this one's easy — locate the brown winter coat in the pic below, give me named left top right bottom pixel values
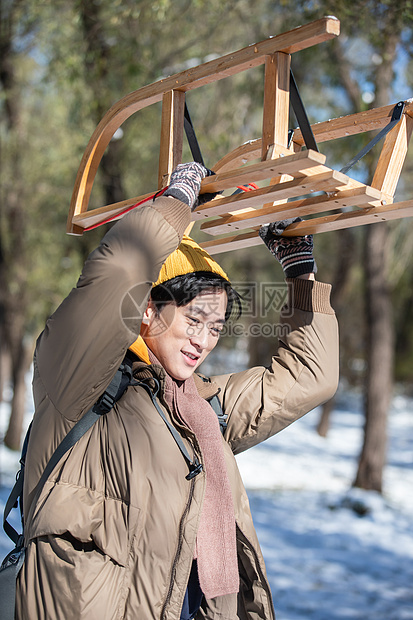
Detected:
left=16, top=194, right=338, bottom=619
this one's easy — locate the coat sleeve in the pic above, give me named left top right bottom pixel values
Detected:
left=35, top=196, right=190, bottom=422
left=211, top=278, right=339, bottom=455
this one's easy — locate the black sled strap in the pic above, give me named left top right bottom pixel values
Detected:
left=340, top=101, right=405, bottom=174
left=289, top=69, right=319, bottom=153
left=184, top=102, right=205, bottom=166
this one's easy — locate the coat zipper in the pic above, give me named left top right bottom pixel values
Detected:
left=161, top=475, right=196, bottom=620
left=136, top=374, right=204, bottom=618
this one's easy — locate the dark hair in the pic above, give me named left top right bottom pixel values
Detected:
left=150, top=271, right=242, bottom=322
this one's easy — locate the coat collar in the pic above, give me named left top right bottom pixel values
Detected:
left=130, top=356, right=220, bottom=402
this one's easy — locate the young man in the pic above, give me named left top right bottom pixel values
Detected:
left=16, top=163, right=338, bottom=619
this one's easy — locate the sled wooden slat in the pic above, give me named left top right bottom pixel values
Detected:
left=282, top=198, right=413, bottom=235
left=194, top=168, right=352, bottom=220
left=200, top=198, right=413, bottom=254
left=201, top=231, right=263, bottom=254
left=371, top=112, right=413, bottom=197
left=200, top=186, right=383, bottom=236
left=261, top=52, right=296, bottom=213
left=201, top=150, right=326, bottom=192
left=213, top=140, right=275, bottom=173
left=293, top=100, right=413, bottom=147
left=71, top=150, right=327, bottom=230
left=72, top=192, right=154, bottom=229
left=262, top=52, right=291, bottom=158
left=158, top=90, right=186, bottom=188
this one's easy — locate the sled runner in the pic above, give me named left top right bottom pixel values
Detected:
left=66, top=16, right=413, bottom=254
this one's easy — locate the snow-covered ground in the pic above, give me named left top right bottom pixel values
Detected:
left=236, top=389, right=413, bottom=620
left=1, top=378, right=412, bottom=619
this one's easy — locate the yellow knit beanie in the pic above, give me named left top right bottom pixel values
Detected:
left=129, top=236, right=229, bottom=363
left=153, top=235, right=229, bottom=286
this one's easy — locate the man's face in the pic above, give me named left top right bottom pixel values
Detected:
left=142, top=290, right=227, bottom=381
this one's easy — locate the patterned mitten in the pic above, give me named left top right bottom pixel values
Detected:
left=259, top=218, right=317, bottom=278
left=164, top=162, right=214, bottom=211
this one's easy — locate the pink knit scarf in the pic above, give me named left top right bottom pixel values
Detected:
left=148, top=352, right=239, bottom=600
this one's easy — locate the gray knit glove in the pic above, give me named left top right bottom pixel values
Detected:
left=164, top=162, right=215, bottom=211
left=259, top=217, right=317, bottom=278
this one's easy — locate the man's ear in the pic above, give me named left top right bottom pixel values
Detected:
left=142, top=299, right=156, bottom=325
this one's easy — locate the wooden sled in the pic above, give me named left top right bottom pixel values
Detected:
left=67, top=16, right=413, bottom=255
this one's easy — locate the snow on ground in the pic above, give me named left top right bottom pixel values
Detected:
left=1, top=378, right=412, bottom=619
left=236, top=388, right=413, bottom=619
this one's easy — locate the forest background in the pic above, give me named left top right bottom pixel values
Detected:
left=1, top=0, right=413, bottom=495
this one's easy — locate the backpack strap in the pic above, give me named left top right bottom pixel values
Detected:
left=196, top=374, right=227, bottom=435
left=208, top=393, right=227, bottom=435
left=2, top=354, right=134, bottom=547
left=136, top=377, right=203, bottom=481
left=134, top=368, right=226, bottom=479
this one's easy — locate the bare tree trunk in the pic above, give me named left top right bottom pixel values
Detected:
left=2, top=273, right=30, bottom=449
left=317, top=397, right=335, bottom=438
left=314, top=36, right=362, bottom=438
left=0, top=0, right=30, bottom=450
left=353, top=17, right=401, bottom=492
left=0, top=338, right=11, bottom=404
left=245, top=252, right=279, bottom=367
left=354, top=223, right=393, bottom=491
left=317, top=228, right=356, bottom=436
left=3, top=321, right=32, bottom=449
